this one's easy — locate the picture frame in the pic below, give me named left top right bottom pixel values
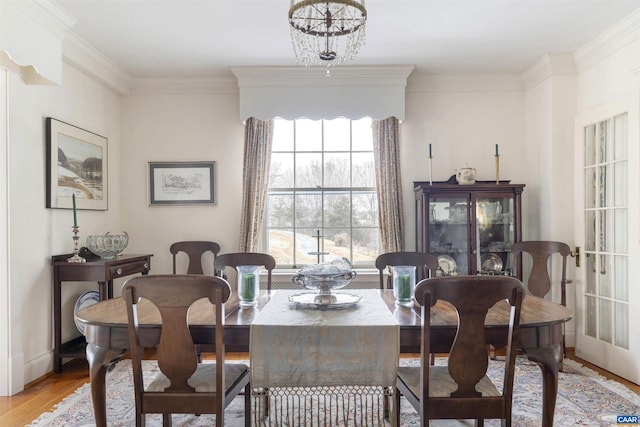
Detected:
left=46, top=118, right=108, bottom=210
left=148, top=161, right=215, bottom=205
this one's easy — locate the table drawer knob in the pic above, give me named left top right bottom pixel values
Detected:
left=116, top=267, right=123, bottom=276
left=143, top=263, right=149, bottom=270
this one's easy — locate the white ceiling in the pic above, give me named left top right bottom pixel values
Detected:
left=54, top=0, right=640, bottom=79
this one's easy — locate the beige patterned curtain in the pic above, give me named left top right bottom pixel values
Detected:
left=239, top=117, right=273, bottom=252
left=373, top=117, right=404, bottom=253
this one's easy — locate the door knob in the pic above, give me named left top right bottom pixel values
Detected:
left=570, top=246, right=580, bottom=267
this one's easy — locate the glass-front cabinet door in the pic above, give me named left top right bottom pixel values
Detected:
left=415, top=179, right=524, bottom=278
left=428, top=195, right=470, bottom=276
left=474, top=194, right=516, bottom=276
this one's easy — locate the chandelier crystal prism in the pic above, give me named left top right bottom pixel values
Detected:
left=288, top=0, right=367, bottom=67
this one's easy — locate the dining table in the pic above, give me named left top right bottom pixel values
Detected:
left=75, top=288, right=572, bottom=427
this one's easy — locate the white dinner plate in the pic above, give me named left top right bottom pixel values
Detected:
left=437, top=255, right=457, bottom=275
left=74, top=290, right=100, bottom=335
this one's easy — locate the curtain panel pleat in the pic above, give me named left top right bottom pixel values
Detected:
left=239, top=117, right=273, bottom=252
left=373, top=117, right=404, bottom=253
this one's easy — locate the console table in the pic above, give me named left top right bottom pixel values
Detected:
left=51, top=253, right=153, bottom=372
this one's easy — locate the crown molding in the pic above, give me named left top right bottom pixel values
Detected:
left=129, top=76, right=238, bottom=96
left=521, top=54, right=576, bottom=90
left=406, top=73, right=524, bottom=93
left=5, top=0, right=76, bottom=39
left=574, top=9, right=640, bottom=73
left=62, top=31, right=132, bottom=95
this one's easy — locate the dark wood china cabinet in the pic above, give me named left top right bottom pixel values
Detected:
left=414, top=177, right=525, bottom=278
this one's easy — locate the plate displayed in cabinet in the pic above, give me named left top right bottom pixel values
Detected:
left=437, top=255, right=457, bottom=276
left=480, top=253, right=503, bottom=273
left=74, top=290, right=100, bottom=335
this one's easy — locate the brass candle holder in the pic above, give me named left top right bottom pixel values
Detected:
left=495, top=154, right=500, bottom=184
left=67, top=226, right=86, bottom=263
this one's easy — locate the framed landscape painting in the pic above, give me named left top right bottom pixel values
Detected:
left=148, top=161, right=215, bottom=205
left=46, top=118, right=108, bottom=210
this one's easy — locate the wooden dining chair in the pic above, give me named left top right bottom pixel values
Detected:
left=511, top=240, right=571, bottom=361
left=375, top=251, right=439, bottom=290
left=396, top=275, right=524, bottom=427
left=170, top=241, right=221, bottom=275
left=214, top=252, right=276, bottom=292
left=123, top=274, right=251, bottom=427
left=510, top=240, right=571, bottom=305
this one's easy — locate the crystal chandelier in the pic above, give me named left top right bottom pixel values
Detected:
left=288, top=0, right=367, bottom=67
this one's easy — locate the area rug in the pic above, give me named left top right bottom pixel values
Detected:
left=28, top=357, right=640, bottom=426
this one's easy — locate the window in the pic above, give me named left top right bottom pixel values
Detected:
left=264, top=117, right=380, bottom=268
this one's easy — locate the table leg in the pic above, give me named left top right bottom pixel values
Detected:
left=86, top=343, right=126, bottom=427
left=520, top=343, right=562, bottom=427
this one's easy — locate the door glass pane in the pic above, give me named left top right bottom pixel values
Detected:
left=604, top=210, right=614, bottom=252
left=615, top=256, right=628, bottom=302
left=586, top=295, right=597, bottom=338
left=585, top=124, right=596, bottom=166
left=599, top=299, right=612, bottom=344
left=585, top=211, right=596, bottom=251
left=614, top=161, right=627, bottom=206
left=598, top=120, right=608, bottom=163
left=585, top=167, right=596, bottom=208
left=598, top=165, right=607, bottom=207
left=598, top=210, right=606, bottom=251
left=599, top=255, right=612, bottom=298
left=615, top=209, right=627, bottom=253
left=615, top=302, right=629, bottom=349
left=585, top=254, right=596, bottom=294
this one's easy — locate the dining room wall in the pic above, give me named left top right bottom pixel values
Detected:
left=120, top=87, right=244, bottom=276
left=118, top=76, right=529, bottom=278
left=7, top=61, right=123, bottom=387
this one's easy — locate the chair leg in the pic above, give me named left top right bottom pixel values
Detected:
left=244, top=382, right=251, bottom=427
left=475, top=419, right=484, bottom=427
left=162, top=413, right=172, bottom=427
left=395, top=389, right=401, bottom=427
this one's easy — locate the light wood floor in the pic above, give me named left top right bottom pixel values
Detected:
left=1, top=349, right=638, bottom=427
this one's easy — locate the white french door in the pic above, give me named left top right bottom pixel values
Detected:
left=574, top=97, right=640, bottom=384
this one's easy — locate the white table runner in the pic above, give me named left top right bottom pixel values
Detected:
left=250, top=289, right=400, bottom=388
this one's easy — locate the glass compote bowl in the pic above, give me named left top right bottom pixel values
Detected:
left=292, top=258, right=357, bottom=305
left=86, top=232, right=128, bottom=259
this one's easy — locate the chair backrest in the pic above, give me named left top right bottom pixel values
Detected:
left=123, top=274, right=231, bottom=416
left=511, top=240, right=570, bottom=305
left=375, top=251, right=439, bottom=290
left=170, top=241, right=221, bottom=274
left=214, top=252, right=276, bottom=291
left=414, top=275, right=524, bottom=418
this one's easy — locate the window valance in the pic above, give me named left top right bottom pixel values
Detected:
left=230, top=65, right=414, bottom=121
